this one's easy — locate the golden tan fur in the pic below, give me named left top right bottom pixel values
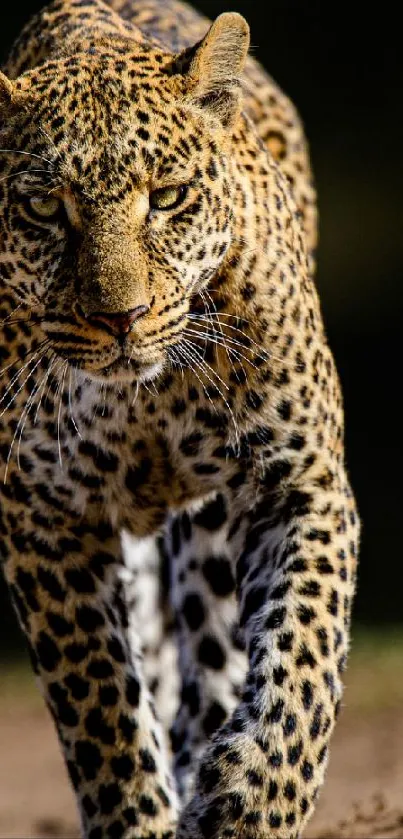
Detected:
left=0, top=2, right=358, bottom=837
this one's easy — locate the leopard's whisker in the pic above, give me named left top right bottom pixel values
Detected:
left=0, top=301, right=23, bottom=326
left=92, top=383, right=105, bottom=423
left=189, top=312, right=259, bottom=340
left=181, top=337, right=229, bottom=393
left=174, top=343, right=219, bottom=419
left=200, top=286, right=243, bottom=380
left=183, top=327, right=258, bottom=373
left=198, top=289, right=216, bottom=354
left=189, top=314, right=285, bottom=364
left=181, top=338, right=240, bottom=451
left=101, top=383, right=107, bottom=417
left=180, top=339, right=241, bottom=453
left=203, top=286, right=232, bottom=359
left=68, top=367, right=82, bottom=438
left=34, top=354, right=57, bottom=423
left=4, top=351, right=51, bottom=481
left=56, top=361, right=69, bottom=469
left=168, top=346, right=182, bottom=371
left=131, top=379, right=140, bottom=407
left=142, top=381, right=154, bottom=398
left=16, top=374, right=46, bottom=471
left=1, top=318, right=40, bottom=326
left=183, top=326, right=250, bottom=382
left=0, top=338, right=50, bottom=380
left=187, top=321, right=258, bottom=358
left=42, top=357, right=65, bottom=420
left=0, top=343, right=51, bottom=414
left=190, top=309, right=255, bottom=325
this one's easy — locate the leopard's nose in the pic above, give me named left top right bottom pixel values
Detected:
left=85, top=305, right=149, bottom=336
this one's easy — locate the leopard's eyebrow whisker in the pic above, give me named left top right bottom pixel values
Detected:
left=0, top=168, right=51, bottom=184
left=38, top=126, right=63, bottom=162
left=0, top=148, right=54, bottom=167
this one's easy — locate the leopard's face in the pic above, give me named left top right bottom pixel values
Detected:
left=0, top=44, right=237, bottom=383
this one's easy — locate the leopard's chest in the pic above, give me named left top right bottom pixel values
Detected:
left=7, top=374, right=248, bottom=536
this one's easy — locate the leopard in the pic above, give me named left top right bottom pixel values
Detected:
left=0, top=0, right=359, bottom=837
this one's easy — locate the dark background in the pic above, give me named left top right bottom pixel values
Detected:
left=0, top=2, right=402, bottom=650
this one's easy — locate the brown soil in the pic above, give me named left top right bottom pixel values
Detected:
left=0, top=683, right=402, bottom=838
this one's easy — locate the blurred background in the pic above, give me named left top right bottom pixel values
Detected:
left=0, top=3, right=402, bottom=838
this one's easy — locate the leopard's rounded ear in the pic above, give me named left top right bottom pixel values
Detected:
left=0, top=72, right=29, bottom=119
left=0, top=71, right=14, bottom=110
left=174, top=13, right=250, bottom=127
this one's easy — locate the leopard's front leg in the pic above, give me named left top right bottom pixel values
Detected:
left=167, top=497, right=248, bottom=801
left=177, top=469, right=358, bottom=839
left=1, top=498, right=178, bottom=839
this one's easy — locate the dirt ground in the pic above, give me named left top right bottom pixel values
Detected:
left=0, top=635, right=402, bottom=839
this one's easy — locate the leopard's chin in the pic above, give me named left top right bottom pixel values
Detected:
left=86, top=357, right=165, bottom=384
left=60, top=352, right=165, bottom=385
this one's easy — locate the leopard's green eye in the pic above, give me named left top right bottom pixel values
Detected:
left=149, top=185, right=187, bottom=211
left=28, top=195, right=62, bottom=220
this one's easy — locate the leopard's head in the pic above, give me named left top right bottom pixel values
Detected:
left=0, top=12, right=249, bottom=382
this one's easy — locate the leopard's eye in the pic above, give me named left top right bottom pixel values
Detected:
left=28, top=195, right=62, bottom=220
left=149, top=185, right=187, bottom=211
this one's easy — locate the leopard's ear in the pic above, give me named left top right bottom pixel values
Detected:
left=0, top=71, right=14, bottom=110
left=0, top=72, right=29, bottom=119
left=174, top=13, right=250, bottom=127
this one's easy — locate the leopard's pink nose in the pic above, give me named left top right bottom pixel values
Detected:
left=86, top=305, right=149, bottom=336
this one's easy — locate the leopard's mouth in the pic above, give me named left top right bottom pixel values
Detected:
left=47, top=344, right=165, bottom=385
left=44, top=316, right=174, bottom=384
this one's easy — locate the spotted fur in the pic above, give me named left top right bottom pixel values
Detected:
left=0, top=1, right=358, bottom=837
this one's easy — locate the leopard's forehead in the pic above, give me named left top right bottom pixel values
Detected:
left=15, top=41, right=187, bottom=136
left=10, top=45, right=222, bottom=199
left=23, top=37, right=176, bottom=91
